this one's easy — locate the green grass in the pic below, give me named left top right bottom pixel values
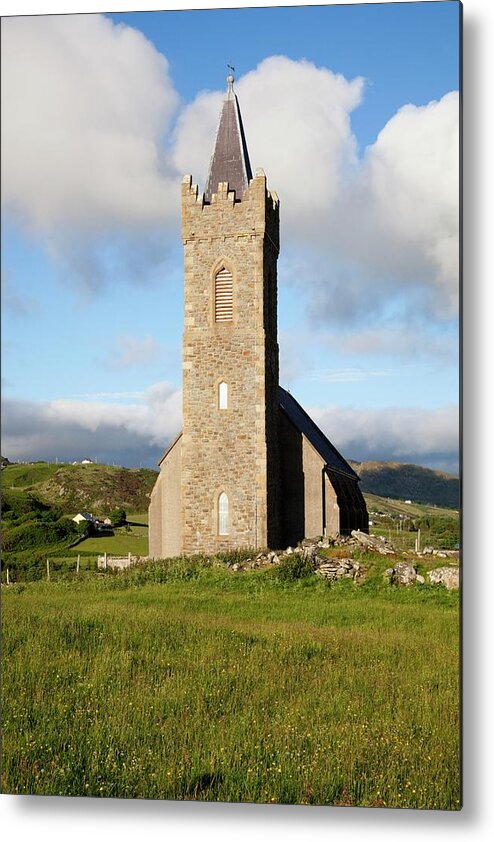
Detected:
left=2, top=513, right=150, bottom=583
left=2, top=560, right=460, bottom=809
left=124, top=513, right=148, bottom=525
left=1, top=462, right=63, bottom=488
left=75, top=514, right=148, bottom=556
left=364, top=493, right=459, bottom=551
left=369, top=523, right=458, bottom=553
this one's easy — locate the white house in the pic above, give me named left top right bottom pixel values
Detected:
left=72, top=511, right=95, bottom=524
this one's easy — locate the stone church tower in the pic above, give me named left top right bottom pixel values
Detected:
left=181, top=74, right=281, bottom=554
left=149, top=76, right=368, bottom=559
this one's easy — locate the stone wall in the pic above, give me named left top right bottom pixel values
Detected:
left=148, top=471, right=162, bottom=558
left=324, top=471, right=340, bottom=536
left=180, top=171, right=280, bottom=553
left=278, top=409, right=368, bottom=544
left=279, top=411, right=337, bottom=543
left=327, top=470, right=369, bottom=535
left=161, top=436, right=182, bottom=558
left=279, top=409, right=305, bottom=546
left=148, top=436, right=182, bottom=559
left=303, top=436, right=331, bottom=539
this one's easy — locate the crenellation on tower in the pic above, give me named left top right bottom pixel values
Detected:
left=182, top=173, right=278, bottom=243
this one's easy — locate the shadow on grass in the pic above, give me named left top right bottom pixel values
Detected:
left=184, top=771, right=225, bottom=800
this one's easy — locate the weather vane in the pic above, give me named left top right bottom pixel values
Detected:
left=227, top=64, right=235, bottom=93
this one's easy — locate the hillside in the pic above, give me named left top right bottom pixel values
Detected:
left=362, top=492, right=456, bottom=520
left=2, top=459, right=460, bottom=514
left=1, top=462, right=157, bottom=515
left=1, top=461, right=460, bottom=582
left=350, top=460, right=459, bottom=510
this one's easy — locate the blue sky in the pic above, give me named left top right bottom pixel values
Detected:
left=109, top=2, right=460, bottom=149
left=1, top=2, right=460, bottom=473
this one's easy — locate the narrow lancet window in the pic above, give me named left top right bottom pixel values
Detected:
left=219, top=381, right=228, bottom=410
left=215, top=267, right=233, bottom=322
left=218, top=492, right=229, bottom=535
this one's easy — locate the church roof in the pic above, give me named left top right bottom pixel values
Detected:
left=279, top=387, right=359, bottom=480
left=157, top=431, right=182, bottom=466
left=204, top=74, right=253, bottom=203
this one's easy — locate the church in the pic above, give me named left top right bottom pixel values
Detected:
left=149, top=75, right=368, bottom=558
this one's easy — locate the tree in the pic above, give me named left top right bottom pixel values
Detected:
left=76, top=519, right=93, bottom=539
left=110, top=507, right=127, bottom=527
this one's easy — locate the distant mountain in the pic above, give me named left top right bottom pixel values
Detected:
left=2, top=458, right=460, bottom=515
left=2, top=462, right=157, bottom=515
left=349, top=460, right=460, bottom=510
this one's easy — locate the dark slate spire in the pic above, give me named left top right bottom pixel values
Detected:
left=204, top=74, right=253, bottom=202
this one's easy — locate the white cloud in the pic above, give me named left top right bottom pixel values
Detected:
left=1, top=14, right=181, bottom=285
left=309, top=368, right=391, bottom=384
left=278, top=321, right=457, bottom=388
left=332, top=324, right=459, bottom=363
left=1, top=381, right=182, bottom=467
left=71, top=391, right=146, bottom=401
left=2, top=288, right=40, bottom=319
left=2, top=19, right=459, bottom=328
left=173, top=56, right=364, bottom=242
left=174, top=65, right=458, bottom=325
left=106, top=335, right=162, bottom=370
left=310, top=403, right=459, bottom=474
left=327, top=92, right=460, bottom=318
left=2, top=380, right=458, bottom=474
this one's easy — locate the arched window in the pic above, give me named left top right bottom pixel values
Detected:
left=218, top=381, right=228, bottom=410
left=215, top=266, right=233, bottom=322
left=218, top=492, right=229, bottom=535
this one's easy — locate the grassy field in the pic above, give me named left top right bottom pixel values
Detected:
left=2, top=461, right=62, bottom=487
left=2, top=557, right=460, bottom=809
left=364, top=493, right=459, bottom=552
left=1, top=513, right=150, bottom=583
left=74, top=514, right=149, bottom=557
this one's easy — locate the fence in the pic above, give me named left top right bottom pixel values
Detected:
left=97, top=552, right=148, bottom=571
left=3, top=553, right=149, bottom=584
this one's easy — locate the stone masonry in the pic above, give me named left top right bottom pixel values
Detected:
left=180, top=171, right=281, bottom=554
